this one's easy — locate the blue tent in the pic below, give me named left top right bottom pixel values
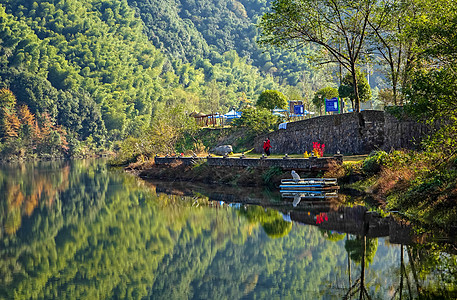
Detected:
left=224, top=109, right=242, bottom=119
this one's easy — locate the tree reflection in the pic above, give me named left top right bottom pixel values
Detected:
left=342, top=235, right=379, bottom=300
left=0, top=161, right=71, bottom=236
left=345, top=236, right=378, bottom=266
left=340, top=235, right=457, bottom=299
left=262, top=218, right=292, bottom=239
left=238, top=205, right=292, bottom=239
left=405, top=243, right=457, bottom=299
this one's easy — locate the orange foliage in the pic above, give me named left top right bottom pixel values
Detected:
left=18, top=105, right=37, bottom=137
left=34, top=120, right=41, bottom=139
left=24, top=194, right=38, bottom=217
left=0, top=91, right=69, bottom=153
left=7, top=184, right=24, bottom=208
left=18, top=105, right=35, bottom=126
left=11, top=190, right=24, bottom=209
left=54, top=124, right=69, bottom=151
left=39, top=112, right=52, bottom=138
left=3, top=109, right=21, bottom=138
left=35, top=112, right=69, bottom=152
left=375, top=167, right=415, bottom=197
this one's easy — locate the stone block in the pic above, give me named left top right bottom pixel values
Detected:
left=210, top=145, right=233, bottom=156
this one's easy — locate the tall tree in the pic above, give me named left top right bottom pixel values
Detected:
left=257, top=89, right=288, bottom=110
left=405, top=0, right=457, bottom=156
left=339, top=69, right=371, bottom=110
left=0, top=88, right=17, bottom=140
left=259, top=0, right=379, bottom=112
left=367, top=0, right=419, bottom=105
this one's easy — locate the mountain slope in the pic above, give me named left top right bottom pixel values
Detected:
left=0, top=0, right=281, bottom=148
left=129, top=0, right=317, bottom=86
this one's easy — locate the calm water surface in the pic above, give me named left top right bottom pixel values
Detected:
left=0, top=160, right=455, bottom=299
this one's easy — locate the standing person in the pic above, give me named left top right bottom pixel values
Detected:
left=263, top=138, right=271, bottom=156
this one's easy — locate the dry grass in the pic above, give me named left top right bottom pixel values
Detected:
left=374, top=167, right=415, bottom=196
left=323, top=160, right=347, bottom=178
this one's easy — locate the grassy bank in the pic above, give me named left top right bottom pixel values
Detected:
left=342, top=150, right=457, bottom=231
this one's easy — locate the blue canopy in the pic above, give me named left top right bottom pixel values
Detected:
left=224, top=109, right=242, bottom=119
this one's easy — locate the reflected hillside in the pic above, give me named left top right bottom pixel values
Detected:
left=0, top=160, right=251, bottom=299
left=0, top=161, right=71, bottom=236
left=0, top=162, right=455, bottom=299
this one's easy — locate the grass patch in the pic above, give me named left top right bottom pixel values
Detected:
left=262, top=166, right=283, bottom=184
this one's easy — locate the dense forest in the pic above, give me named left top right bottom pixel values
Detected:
left=127, top=0, right=325, bottom=87
left=1, top=0, right=456, bottom=160
left=1, top=0, right=322, bottom=158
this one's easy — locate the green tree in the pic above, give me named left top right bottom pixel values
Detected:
left=0, top=88, right=16, bottom=112
left=312, top=87, right=339, bottom=115
left=205, top=80, right=220, bottom=114
left=113, top=104, right=198, bottom=164
left=403, top=0, right=457, bottom=156
left=259, top=0, right=380, bottom=112
left=233, top=106, right=280, bottom=135
left=256, top=89, right=287, bottom=110
left=367, top=0, right=419, bottom=105
left=339, top=69, right=371, bottom=111
left=56, top=89, right=106, bottom=145
left=406, top=68, right=457, bottom=156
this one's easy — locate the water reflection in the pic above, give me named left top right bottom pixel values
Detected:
left=0, top=160, right=455, bottom=299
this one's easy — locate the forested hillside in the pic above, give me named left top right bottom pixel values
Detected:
left=0, top=0, right=306, bottom=158
left=128, top=0, right=326, bottom=87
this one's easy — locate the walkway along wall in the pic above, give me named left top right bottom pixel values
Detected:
left=255, top=110, right=431, bottom=155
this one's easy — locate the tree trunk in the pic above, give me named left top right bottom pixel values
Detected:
left=399, top=245, right=404, bottom=300
left=359, top=235, right=366, bottom=300
left=351, top=64, right=361, bottom=112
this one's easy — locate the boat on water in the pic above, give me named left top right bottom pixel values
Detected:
left=281, top=191, right=338, bottom=199
left=279, top=184, right=339, bottom=191
left=280, top=176, right=339, bottom=204
left=280, top=178, right=338, bottom=185
left=279, top=178, right=339, bottom=192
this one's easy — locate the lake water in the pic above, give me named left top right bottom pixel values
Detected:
left=0, top=160, right=455, bottom=299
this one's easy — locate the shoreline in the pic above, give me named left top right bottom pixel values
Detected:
left=127, top=157, right=457, bottom=235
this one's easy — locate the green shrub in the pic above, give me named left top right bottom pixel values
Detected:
left=362, top=151, right=389, bottom=174
left=262, top=166, right=282, bottom=184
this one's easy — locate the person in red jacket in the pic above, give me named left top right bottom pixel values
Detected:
left=263, top=138, right=271, bottom=156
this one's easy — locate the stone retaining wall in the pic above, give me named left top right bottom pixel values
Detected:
left=206, top=155, right=342, bottom=171
left=153, top=155, right=343, bottom=171
left=255, top=110, right=430, bottom=155
left=154, top=156, right=206, bottom=166
left=383, top=112, right=431, bottom=150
